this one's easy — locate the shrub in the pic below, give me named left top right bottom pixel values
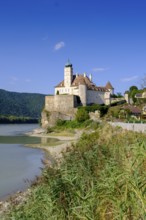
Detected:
left=78, top=104, right=108, bottom=117
left=75, top=108, right=89, bottom=122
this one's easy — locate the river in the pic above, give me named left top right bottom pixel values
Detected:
left=0, top=124, right=46, bottom=199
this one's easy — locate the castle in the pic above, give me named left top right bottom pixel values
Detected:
left=42, top=61, right=114, bottom=127
left=55, top=61, right=114, bottom=106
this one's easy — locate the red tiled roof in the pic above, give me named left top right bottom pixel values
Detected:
left=105, top=81, right=114, bottom=89
left=123, top=105, right=141, bottom=114
left=55, top=74, right=109, bottom=92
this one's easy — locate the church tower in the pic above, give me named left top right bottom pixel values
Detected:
left=64, top=60, right=73, bottom=87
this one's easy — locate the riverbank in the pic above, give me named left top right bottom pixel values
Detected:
left=26, top=127, right=84, bottom=160
left=0, top=127, right=84, bottom=217
left=2, top=122, right=146, bottom=219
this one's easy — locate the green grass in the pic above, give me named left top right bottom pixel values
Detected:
left=55, top=119, right=94, bottom=129
left=3, top=123, right=146, bottom=219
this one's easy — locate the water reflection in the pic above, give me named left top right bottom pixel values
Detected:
left=41, top=136, right=59, bottom=145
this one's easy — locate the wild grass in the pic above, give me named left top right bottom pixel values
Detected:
left=3, top=123, right=146, bottom=219
left=55, top=119, right=94, bottom=129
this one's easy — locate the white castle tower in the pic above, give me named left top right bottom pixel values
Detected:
left=64, top=60, right=73, bottom=87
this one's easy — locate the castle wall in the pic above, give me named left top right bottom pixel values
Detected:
left=45, top=95, right=78, bottom=114
left=79, top=85, right=87, bottom=106
left=104, top=92, right=111, bottom=105
left=87, top=90, right=105, bottom=104
left=55, top=86, right=79, bottom=96
left=45, top=96, right=55, bottom=111
left=42, top=95, right=78, bottom=128
left=109, top=88, right=114, bottom=95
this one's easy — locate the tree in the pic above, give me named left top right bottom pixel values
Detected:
left=129, top=85, right=138, bottom=92
left=130, top=89, right=138, bottom=103
left=128, top=85, right=138, bottom=103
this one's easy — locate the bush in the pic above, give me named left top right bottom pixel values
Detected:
left=78, top=104, right=108, bottom=117
left=75, top=108, right=89, bottom=122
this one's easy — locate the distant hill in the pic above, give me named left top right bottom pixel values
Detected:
left=0, top=89, right=46, bottom=118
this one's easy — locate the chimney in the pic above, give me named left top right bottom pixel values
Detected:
left=89, top=73, right=92, bottom=81
left=83, top=72, right=86, bottom=77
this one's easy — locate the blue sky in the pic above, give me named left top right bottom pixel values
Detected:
left=0, top=0, right=146, bottom=95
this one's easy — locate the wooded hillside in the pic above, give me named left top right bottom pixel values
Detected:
left=0, top=89, right=45, bottom=118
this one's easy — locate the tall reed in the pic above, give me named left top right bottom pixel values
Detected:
left=4, top=123, right=146, bottom=219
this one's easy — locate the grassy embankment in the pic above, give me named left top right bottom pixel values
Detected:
left=3, top=122, right=146, bottom=219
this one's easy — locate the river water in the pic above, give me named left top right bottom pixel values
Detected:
left=0, top=124, right=48, bottom=199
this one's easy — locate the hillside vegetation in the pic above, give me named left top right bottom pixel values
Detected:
left=0, top=89, right=45, bottom=119
left=4, top=123, right=146, bottom=219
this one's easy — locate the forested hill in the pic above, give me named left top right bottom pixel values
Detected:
left=0, top=89, right=46, bottom=118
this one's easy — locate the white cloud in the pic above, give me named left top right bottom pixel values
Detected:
left=54, top=41, right=65, bottom=51
left=121, top=75, right=138, bottom=82
left=92, top=67, right=109, bottom=72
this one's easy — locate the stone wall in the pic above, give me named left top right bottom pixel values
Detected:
left=110, top=122, right=146, bottom=133
left=42, top=95, right=78, bottom=128
left=45, top=95, right=78, bottom=113
left=111, top=97, right=125, bottom=103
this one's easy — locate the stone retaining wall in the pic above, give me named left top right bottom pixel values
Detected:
left=110, top=122, right=146, bottom=133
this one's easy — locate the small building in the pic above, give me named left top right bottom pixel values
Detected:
left=135, top=91, right=146, bottom=99
left=141, top=105, right=146, bottom=118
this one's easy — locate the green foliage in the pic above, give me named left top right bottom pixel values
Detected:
left=107, top=106, right=121, bottom=118
left=107, top=106, right=133, bottom=120
left=129, top=85, right=138, bottom=92
left=78, top=104, right=108, bottom=117
left=75, top=108, right=89, bottom=122
left=0, top=89, right=45, bottom=118
left=5, top=124, right=146, bottom=219
left=127, top=85, right=139, bottom=103
left=55, top=119, right=93, bottom=129
left=130, top=89, right=138, bottom=103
